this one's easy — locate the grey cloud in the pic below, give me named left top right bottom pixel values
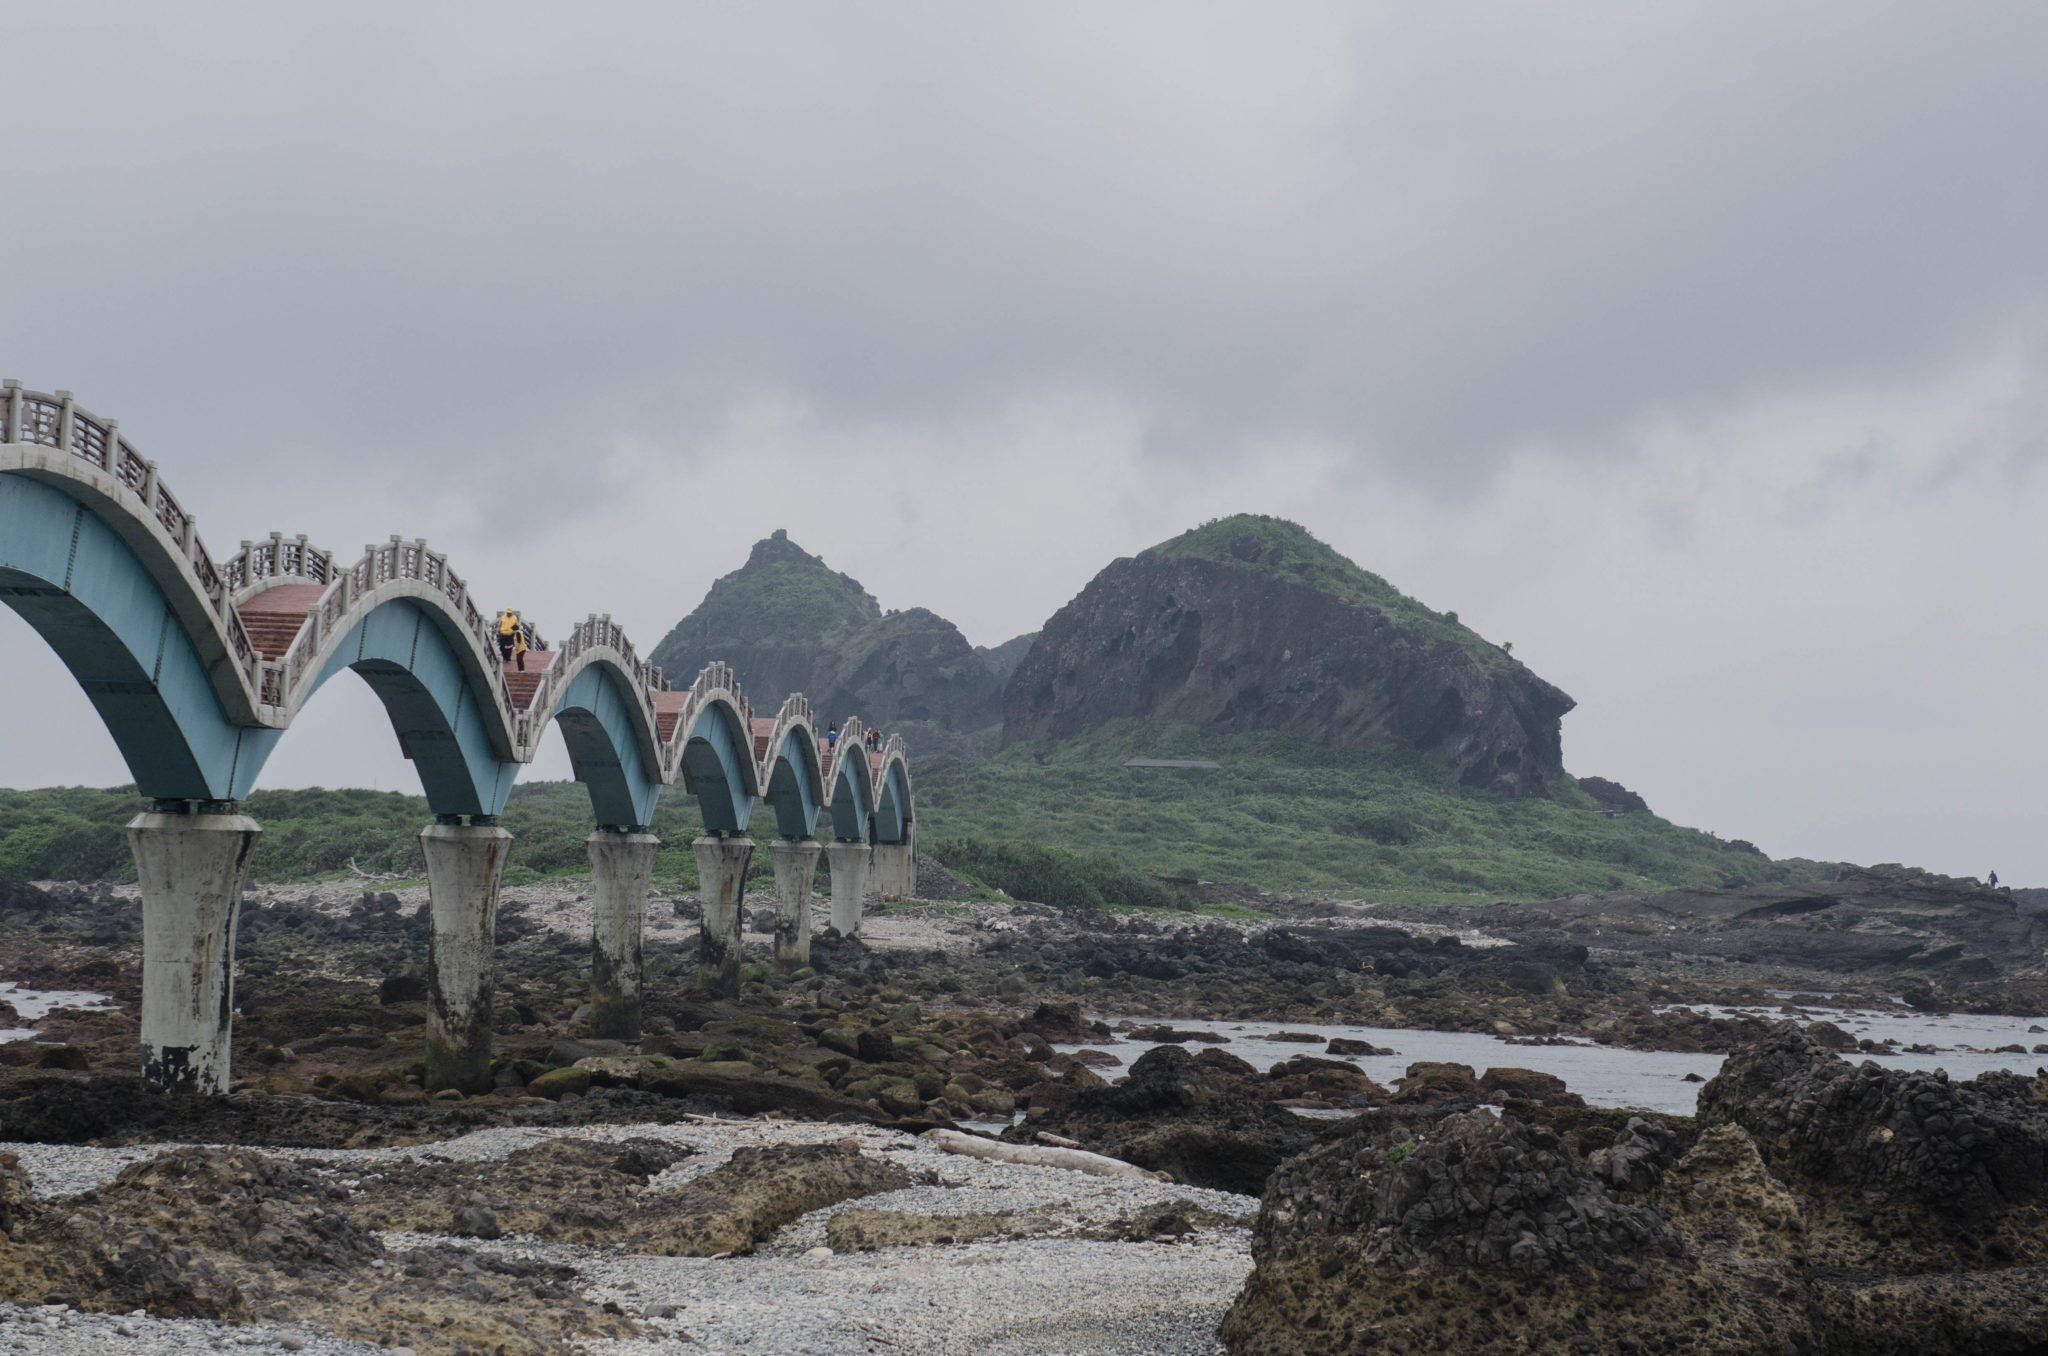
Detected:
left=4, top=3, right=2043, bottom=508
left=7, top=2, right=2048, bottom=881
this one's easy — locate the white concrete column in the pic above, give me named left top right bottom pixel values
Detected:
left=871, top=837, right=917, bottom=899
left=693, top=836, right=754, bottom=996
left=420, top=822, right=512, bottom=1093
left=825, top=841, right=870, bottom=936
left=769, top=839, right=823, bottom=971
left=127, top=811, right=261, bottom=1095
left=587, top=830, right=659, bottom=1040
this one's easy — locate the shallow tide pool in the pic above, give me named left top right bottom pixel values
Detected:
left=1061, top=1008, right=2048, bottom=1116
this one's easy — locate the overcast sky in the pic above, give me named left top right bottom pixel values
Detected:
left=4, top=3, right=2046, bottom=881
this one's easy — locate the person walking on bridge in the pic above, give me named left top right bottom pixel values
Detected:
left=497, top=609, right=519, bottom=665
left=511, top=618, right=529, bottom=672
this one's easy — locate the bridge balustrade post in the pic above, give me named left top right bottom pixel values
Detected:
left=419, top=820, right=513, bottom=1094
left=4, top=379, right=20, bottom=443
left=825, top=840, right=870, bottom=936
left=586, top=830, right=660, bottom=1040
left=769, top=838, right=823, bottom=971
left=692, top=836, right=754, bottom=996
left=126, top=809, right=262, bottom=1095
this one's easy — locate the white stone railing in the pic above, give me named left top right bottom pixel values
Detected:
left=263, top=533, right=544, bottom=717
left=512, top=612, right=665, bottom=759
left=225, top=531, right=339, bottom=596
left=3, top=381, right=260, bottom=696
left=661, top=659, right=755, bottom=771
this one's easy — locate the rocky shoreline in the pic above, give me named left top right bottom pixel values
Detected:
left=0, top=865, right=2044, bottom=1352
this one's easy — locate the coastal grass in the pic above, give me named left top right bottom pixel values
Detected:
left=0, top=718, right=1835, bottom=904
left=910, top=719, right=1838, bottom=903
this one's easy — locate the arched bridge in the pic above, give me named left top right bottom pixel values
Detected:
left=0, top=381, right=917, bottom=1094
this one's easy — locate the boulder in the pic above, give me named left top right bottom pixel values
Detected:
left=526, top=1067, right=592, bottom=1100
left=1020, top=1002, right=1091, bottom=1044
left=1389, top=1060, right=1485, bottom=1105
left=1007, top=1044, right=1313, bottom=1195
left=1264, top=1054, right=1383, bottom=1104
left=1479, top=1066, right=1584, bottom=1107
left=1324, top=1037, right=1394, bottom=1056
left=1219, top=1023, right=2048, bottom=1355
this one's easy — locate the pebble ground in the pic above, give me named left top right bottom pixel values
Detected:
left=1, top=1118, right=1253, bottom=1355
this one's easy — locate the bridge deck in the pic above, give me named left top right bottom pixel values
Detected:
left=237, top=584, right=326, bottom=658
left=502, top=653, right=554, bottom=709
left=652, top=689, right=687, bottom=742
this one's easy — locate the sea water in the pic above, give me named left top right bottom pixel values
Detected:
left=1059, top=1006, right=2048, bottom=1116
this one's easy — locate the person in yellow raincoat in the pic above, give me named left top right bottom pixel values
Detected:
left=497, top=609, right=519, bottom=665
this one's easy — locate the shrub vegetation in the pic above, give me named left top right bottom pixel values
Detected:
left=0, top=718, right=1832, bottom=904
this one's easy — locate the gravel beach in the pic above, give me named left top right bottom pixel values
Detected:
left=0, top=1118, right=1254, bottom=1355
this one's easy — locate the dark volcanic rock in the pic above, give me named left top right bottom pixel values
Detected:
left=0, top=1146, right=634, bottom=1353
left=1002, top=517, right=1574, bottom=795
left=1446, top=862, right=2048, bottom=981
left=974, top=631, right=1038, bottom=684
left=1698, top=1024, right=2048, bottom=1218
left=1220, top=1024, right=2048, bottom=1356
left=1007, top=1044, right=1314, bottom=1195
left=1578, top=774, right=1649, bottom=815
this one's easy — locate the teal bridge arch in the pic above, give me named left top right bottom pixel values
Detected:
left=0, top=381, right=911, bottom=840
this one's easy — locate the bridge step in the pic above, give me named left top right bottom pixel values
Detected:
left=652, top=689, right=687, bottom=742
left=237, top=584, right=327, bottom=658
left=502, top=651, right=554, bottom=708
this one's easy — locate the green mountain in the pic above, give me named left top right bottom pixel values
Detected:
left=648, top=530, right=1002, bottom=755
left=1005, top=514, right=1574, bottom=797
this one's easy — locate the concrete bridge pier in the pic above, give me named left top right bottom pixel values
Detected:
left=870, top=831, right=917, bottom=900
left=587, top=830, right=660, bottom=1040
left=825, top=841, right=869, bottom=936
left=769, top=838, right=822, bottom=971
left=694, top=836, right=754, bottom=996
left=420, top=820, right=512, bottom=1094
left=127, top=810, right=262, bottom=1095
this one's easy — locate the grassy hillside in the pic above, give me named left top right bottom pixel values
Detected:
left=0, top=720, right=1833, bottom=903
left=1152, top=515, right=1512, bottom=675
left=913, top=719, right=1834, bottom=903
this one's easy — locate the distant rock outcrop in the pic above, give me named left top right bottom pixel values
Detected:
left=1002, top=515, right=1575, bottom=796
left=649, top=530, right=878, bottom=703
left=648, top=531, right=1002, bottom=757
left=1578, top=775, right=1649, bottom=815
left=974, top=632, right=1038, bottom=685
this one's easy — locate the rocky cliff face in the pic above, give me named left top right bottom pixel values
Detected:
left=1002, top=517, right=1575, bottom=795
left=808, top=607, right=1004, bottom=756
left=974, top=631, right=1038, bottom=685
left=649, top=532, right=1002, bottom=757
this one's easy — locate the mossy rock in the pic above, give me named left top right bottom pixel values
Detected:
left=876, top=1080, right=925, bottom=1117
left=818, top=1028, right=862, bottom=1058
left=701, top=1043, right=751, bottom=1064
left=528, top=1066, right=593, bottom=1099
